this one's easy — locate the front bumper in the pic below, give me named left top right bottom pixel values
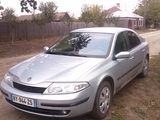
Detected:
left=0, top=80, right=94, bottom=118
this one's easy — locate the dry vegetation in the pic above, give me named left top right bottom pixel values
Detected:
left=105, top=55, right=160, bottom=120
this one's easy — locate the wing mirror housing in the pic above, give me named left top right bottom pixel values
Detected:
left=115, top=52, right=130, bottom=59
left=43, top=46, right=49, bottom=52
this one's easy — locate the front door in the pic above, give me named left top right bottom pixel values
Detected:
left=111, top=32, right=131, bottom=89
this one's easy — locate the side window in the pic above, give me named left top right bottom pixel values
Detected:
left=126, top=31, right=141, bottom=49
left=114, top=32, right=128, bottom=54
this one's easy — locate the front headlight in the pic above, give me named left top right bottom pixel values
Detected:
left=4, top=72, right=19, bottom=87
left=43, top=82, right=89, bottom=95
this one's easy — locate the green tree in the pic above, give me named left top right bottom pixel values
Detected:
left=38, top=2, right=57, bottom=23
left=0, top=5, right=4, bottom=10
left=0, top=3, right=4, bottom=20
left=1, top=8, right=17, bottom=43
left=33, top=1, right=57, bottom=24
left=79, top=4, right=93, bottom=26
left=20, top=0, right=37, bottom=13
left=90, top=5, right=107, bottom=26
left=1, top=8, right=16, bottom=22
left=33, top=1, right=57, bottom=39
left=80, top=4, right=109, bottom=27
left=135, top=0, right=160, bottom=28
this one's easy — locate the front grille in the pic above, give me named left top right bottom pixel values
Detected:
left=13, top=82, right=46, bottom=93
left=6, top=99, right=70, bottom=116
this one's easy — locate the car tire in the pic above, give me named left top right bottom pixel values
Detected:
left=91, top=81, right=112, bottom=119
left=139, top=57, right=149, bottom=77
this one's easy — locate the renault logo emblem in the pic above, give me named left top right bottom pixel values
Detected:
left=27, top=77, right=32, bottom=82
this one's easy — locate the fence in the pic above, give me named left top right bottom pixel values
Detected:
left=0, top=21, right=96, bottom=42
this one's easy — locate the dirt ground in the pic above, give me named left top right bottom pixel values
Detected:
left=0, top=31, right=160, bottom=120
left=0, top=36, right=60, bottom=58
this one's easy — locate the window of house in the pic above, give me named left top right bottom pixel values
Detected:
left=134, top=20, right=137, bottom=26
left=141, top=20, right=143, bottom=26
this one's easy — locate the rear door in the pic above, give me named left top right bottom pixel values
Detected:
left=124, top=31, right=144, bottom=79
left=112, top=32, right=132, bottom=89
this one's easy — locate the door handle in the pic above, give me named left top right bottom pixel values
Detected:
left=129, top=56, right=134, bottom=60
left=142, top=49, right=145, bottom=52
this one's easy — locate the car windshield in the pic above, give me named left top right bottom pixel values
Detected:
left=46, top=32, right=113, bottom=58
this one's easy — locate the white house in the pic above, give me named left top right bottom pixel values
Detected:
left=105, top=4, right=144, bottom=29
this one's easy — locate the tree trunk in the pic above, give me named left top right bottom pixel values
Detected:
left=11, top=29, right=14, bottom=44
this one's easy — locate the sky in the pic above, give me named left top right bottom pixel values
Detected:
left=0, top=0, right=140, bottom=17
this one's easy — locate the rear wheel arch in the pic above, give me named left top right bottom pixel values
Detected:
left=139, top=54, right=149, bottom=77
left=146, top=54, right=149, bottom=61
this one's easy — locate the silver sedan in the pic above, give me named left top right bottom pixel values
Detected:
left=0, top=27, right=149, bottom=119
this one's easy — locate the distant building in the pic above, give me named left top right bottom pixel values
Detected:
left=54, top=12, right=70, bottom=22
left=18, top=12, right=71, bottom=22
left=18, top=15, right=33, bottom=21
left=105, top=3, right=144, bottom=29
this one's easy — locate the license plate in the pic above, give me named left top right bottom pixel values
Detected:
left=11, top=95, right=35, bottom=107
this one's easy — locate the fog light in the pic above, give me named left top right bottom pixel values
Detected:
left=62, top=110, right=67, bottom=115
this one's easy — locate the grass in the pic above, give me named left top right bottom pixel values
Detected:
left=110, top=112, right=125, bottom=120
left=130, top=107, right=147, bottom=119
left=130, top=55, right=160, bottom=120
left=147, top=98, right=160, bottom=110
left=106, top=55, right=160, bottom=120
left=150, top=55, right=160, bottom=81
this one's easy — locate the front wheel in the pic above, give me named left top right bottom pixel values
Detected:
left=91, top=81, right=112, bottom=119
left=139, top=57, right=149, bottom=77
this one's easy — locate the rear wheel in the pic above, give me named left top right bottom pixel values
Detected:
left=139, top=57, right=149, bottom=77
left=91, top=81, right=112, bottom=119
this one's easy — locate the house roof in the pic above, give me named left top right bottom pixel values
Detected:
left=54, top=12, right=69, bottom=21
left=112, top=11, right=144, bottom=19
left=106, top=6, right=121, bottom=13
left=105, top=4, right=144, bottom=19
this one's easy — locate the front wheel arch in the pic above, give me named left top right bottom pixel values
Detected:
left=91, top=81, right=113, bottom=119
left=102, top=76, right=114, bottom=95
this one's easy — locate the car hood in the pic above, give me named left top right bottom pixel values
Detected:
left=9, top=53, right=103, bottom=86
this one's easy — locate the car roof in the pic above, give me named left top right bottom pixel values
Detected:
left=71, top=27, right=134, bottom=34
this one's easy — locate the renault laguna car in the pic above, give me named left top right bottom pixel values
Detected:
left=0, top=27, right=149, bottom=119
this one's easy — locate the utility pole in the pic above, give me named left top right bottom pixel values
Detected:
left=0, top=1, right=4, bottom=10
left=144, top=0, right=147, bottom=29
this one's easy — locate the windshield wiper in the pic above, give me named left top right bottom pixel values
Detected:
left=46, top=51, right=67, bottom=55
left=67, top=53, right=88, bottom=57
left=46, top=51, right=87, bottom=57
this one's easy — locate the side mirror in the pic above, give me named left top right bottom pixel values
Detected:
left=43, top=46, right=49, bottom=52
left=115, top=52, right=130, bottom=59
